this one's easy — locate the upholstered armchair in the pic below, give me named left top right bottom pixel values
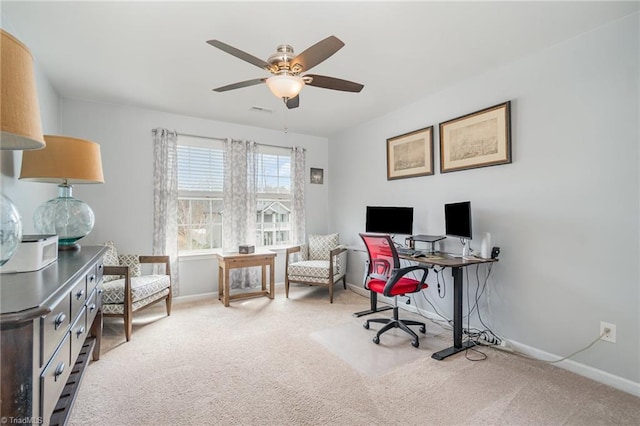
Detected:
left=101, top=242, right=172, bottom=341
left=285, top=233, right=348, bottom=303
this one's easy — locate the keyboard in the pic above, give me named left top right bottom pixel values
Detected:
left=396, top=247, right=415, bottom=256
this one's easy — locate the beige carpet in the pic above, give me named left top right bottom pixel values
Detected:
left=69, top=286, right=640, bottom=426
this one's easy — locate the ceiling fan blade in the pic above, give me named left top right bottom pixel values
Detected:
left=291, top=36, right=344, bottom=73
left=207, top=40, right=272, bottom=71
left=305, top=74, right=364, bottom=92
left=213, top=78, right=266, bottom=92
left=286, top=95, right=300, bottom=109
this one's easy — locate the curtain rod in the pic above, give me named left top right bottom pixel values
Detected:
left=151, top=128, right=304, bottom=151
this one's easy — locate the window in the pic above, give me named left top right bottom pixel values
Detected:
left=176, top=136, right=292, bottom=253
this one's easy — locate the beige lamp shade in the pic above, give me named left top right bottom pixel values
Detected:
left=20, top=135, right=104, bottom=184
left=0, top=29, right=45, bottom=150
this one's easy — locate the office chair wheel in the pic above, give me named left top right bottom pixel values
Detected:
left=419, top=325, right=426, bottom=334
left=372, top=335, right=380, bottom=344
left=411, top=339, right=419, bottom=348
left=363, top=321, right=370, bottom=329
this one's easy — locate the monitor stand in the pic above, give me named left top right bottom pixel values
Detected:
left=409, top=235, right=445, bottom=254
left=461, top=238, right=471, bottom=258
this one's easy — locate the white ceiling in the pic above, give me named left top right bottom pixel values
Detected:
left=3, top=1, right=638, bottom=138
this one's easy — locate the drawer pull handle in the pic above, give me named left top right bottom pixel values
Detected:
left=76, top=326, right=86, bottom=338
left=76, top=289, right=85, bottom=299
left=89, top=303, right=97, bottom=313
left=54, top=362, right=65, bottom=380
left=54, top=313, right=66, bottom=329
left=89, top=274, right=96, bottom=283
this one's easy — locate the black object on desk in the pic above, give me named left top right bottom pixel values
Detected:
left=399, top=252, right=497, bottom=360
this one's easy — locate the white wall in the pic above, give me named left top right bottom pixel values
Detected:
left=0, top=53, right=61, bottom=232
left=57, top=99, right=329, bottom=296
left=329, top=14, right=639, bottom=390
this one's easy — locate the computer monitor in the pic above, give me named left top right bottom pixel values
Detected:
left=444, top=201, right=472, bottom=240
left=365, top=206, right=413, bottom=235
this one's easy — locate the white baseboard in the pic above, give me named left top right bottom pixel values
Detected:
left=345, top=282, right=640, bottom=397
left=503, top=339, right=640, bottom=397
left=173, top=292, right=217, bottom=304
left=174, top=282, right=287, bottom=305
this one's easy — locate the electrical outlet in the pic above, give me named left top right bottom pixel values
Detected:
left=600, top=322, right=616, bottom=343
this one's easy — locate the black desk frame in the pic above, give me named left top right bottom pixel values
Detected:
left=431, top=265, right=475, bottom=360
left=410, top=254, right=497, bottom=360
left=359, top=252, right=496, bottom=360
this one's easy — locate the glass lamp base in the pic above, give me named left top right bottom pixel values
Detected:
left=58, top=241, right=81, bottom=251
left=0, top=194, right=23, bottom=266
left=34, top=184, right=95, bottom=249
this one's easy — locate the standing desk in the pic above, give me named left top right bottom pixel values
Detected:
left=398, top=253, right=497, bottom=360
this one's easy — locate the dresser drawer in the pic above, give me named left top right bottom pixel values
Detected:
left=86, top=287, right=100, bottom=326
left=40, top=333, right=71, bottom=423
left=40, top=294, right=71, bottom=367
left=70, top=307, right=88, bottom=364
left=70, top=277, right=87, bottom=321
left=94, top=260, right=104, bottom=289
left=87, top=263, right=100, bottom=294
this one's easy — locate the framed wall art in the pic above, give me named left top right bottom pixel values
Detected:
left=310, top=167, right=324, bottom=184
left=386, top=126, right=434, bottom=180
left=439, top=101, right=511, bottom=173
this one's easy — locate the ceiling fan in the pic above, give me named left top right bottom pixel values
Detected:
left=206, top=35, right=364, bottom=109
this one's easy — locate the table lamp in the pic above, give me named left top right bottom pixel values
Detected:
left=0, top=29, right=46, bottom=265
left=20, top=135, right=105, bottom=250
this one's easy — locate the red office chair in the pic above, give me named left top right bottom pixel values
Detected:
left=359, top=233, right=430, bottom=348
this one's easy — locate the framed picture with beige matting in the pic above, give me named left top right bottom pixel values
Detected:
left=439, top=101, right=512, bottom=173
left=386, top=126, right=434, bottom=180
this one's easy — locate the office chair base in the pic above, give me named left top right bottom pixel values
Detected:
left=364, top=307, right=426, bottom=348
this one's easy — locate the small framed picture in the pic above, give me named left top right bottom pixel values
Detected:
left=439, top=101, right=512, bottom=173
left=386, top=126, right=434, bottom=180
left=310, top=167, right=324, bottom=184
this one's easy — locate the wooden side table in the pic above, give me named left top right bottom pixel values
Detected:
left=216, top=250, right=276, bottom=307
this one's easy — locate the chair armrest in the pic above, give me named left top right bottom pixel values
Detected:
left=139, top=255, right=170, bottom=265
left=102, top=265, right=132, bottom=307
left=139, top=255, right=171, bottom=276
left=329, top=246, right=348, bottom=275
left=285, top=245, right=302, bottom=271
left=383, top=265, right=430, bottom=297
left=285, top=246, right=301, bottom=256
left=330, top=246, right=347, bottom=257
left=103, top=265, right=130, bottom=276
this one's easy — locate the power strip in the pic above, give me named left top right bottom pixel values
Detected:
left=463, top=329, right=504, bottom=346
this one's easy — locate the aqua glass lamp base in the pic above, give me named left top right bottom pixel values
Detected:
left=0, top=193, right=23, bottom=266
left=33, top=184, right=95, bottom=250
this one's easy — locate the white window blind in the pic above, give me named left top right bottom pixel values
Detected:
left=176, top=136, right=293, bottom=253
left=177, top=137, right=224, bottom=196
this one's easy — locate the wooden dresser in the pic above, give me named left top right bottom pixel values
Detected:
left=0, top=246, right=106, bottom=425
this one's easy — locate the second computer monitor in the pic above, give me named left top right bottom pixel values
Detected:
left=444, top=201, right=472, bottom=240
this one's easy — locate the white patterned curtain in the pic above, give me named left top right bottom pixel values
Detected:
left=152, top=128, right=179, bottom=295
left=222, top=138, right=259, bottom=289
left=291, top=146, right=306, bottom=245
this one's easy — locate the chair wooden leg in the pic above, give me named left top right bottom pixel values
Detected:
left=285, top=276, right=290, bottom=298
left=329, top=282, right=334, bottom=303
left=165, top=293, right=172, bottom=316
left=124, top=310, right=132, bottom=342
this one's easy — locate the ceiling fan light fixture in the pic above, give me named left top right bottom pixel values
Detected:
left=266, top=75, right=304, bottom=99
